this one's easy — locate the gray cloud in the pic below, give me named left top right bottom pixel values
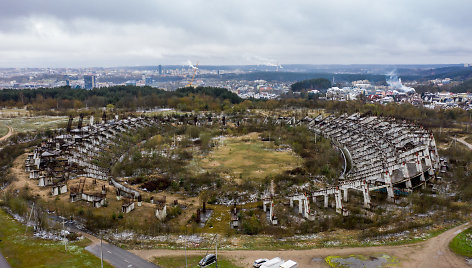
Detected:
left=0, top=0, right=471, bottom=67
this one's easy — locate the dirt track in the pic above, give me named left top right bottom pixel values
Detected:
left=131, top=222, right=470, bottom=267
left=0, top=126, right=13, bottom=141
left=455, top=137, right=472, bottom=150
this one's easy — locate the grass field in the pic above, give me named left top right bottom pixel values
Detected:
left=449, top=227, right=472, bottom=257
left=0, top=124, right=9, bottom=137
left=199, top=133, right=302, bottom=181
left=0, top=108, right=30, bottom=118
left=0, top=208, right=112, bottom=268
left=154, top=255, right=241, bottom=268
left=0, top=116, right=68, bottom=133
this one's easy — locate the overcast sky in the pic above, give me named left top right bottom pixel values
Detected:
left=0, top=0, right=471, bottom=67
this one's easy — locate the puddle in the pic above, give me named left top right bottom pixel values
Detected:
left=325, top=254, right=399, bottom=268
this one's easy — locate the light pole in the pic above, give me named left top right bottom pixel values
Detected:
left=185, top=227, right=188, bottom=268
left=100, top=234, right=103, bottom=268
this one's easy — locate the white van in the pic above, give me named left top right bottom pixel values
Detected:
left=280, top=260, right=297, bottom=268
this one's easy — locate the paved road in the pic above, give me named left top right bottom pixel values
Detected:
left=47, top=215, right=159, bottom=268
left=86, top=242, right=160, bottom=268
left=0, top=251, right=11, bottom=268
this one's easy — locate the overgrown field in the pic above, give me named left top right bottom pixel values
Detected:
left=0, top=116, right=68, bottom=133
left=199, top=133, right=302, bottom=181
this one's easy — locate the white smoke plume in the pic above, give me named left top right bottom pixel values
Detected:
left=187, top=60, right=197, bottom=69
left=386, top=70, right=415, bottom=93
left=243, top=55, right=281, bottom=67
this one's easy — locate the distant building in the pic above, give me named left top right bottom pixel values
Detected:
left=158, top=65, right=162, bottom=75
left=84, top=75, right=96, bottom=89
left=125, top=80, right=136, bottom=86
left=145, top=77, right=153, bottom=85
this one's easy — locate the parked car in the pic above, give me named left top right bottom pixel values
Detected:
left=199, top=254, right=216, bottom=267
left=253, top=258, right=269, bottom=267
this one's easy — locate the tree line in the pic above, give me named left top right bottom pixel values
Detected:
left=0, top=86, right=242, bottom=111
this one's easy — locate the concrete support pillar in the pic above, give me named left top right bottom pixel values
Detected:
left=415, top=153, right=425, bottom=181
left=386, top=185, right=395, bottom=202
left=424, top=148, right=432, bottom=168
left=334, top=189, right=343, bottom=214
left=289, top=198, right=293, bottom=208
left=405, top=179, right=413, bottom=191
left=362, top=185, right=371, bottom=209
left=384, top=170, right=395, bottom=202
left=324, top=194, right=329, bottom=208
left=312, top=195, right=317, bottom=203
left=263, top=201, right=267, bottom=211
left=403, top=162, right=410, bottom=178
left=303, top=197, right=309, bottom=218
left=298, top=199, right=303, bottom=215
left=343, top=189, right=348, bottom=202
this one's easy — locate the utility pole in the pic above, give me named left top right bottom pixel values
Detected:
left=63, top=218, right=67, bottom=251
left=100, top=235, right=104, bottom=268
left=185, top=227, right=188, bottom=268
left=215, top=235, right=218, bottom=268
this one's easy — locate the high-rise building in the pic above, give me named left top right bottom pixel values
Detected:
left=84, top=75, right=96, bottom=89
left=158, top=65, right=162, bottom=75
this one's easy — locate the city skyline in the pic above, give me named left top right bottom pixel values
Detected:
left=1, top=0, right=472, bottom=67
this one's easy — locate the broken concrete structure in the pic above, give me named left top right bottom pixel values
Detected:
left=155, top=203, right=167, bottom=220
left=289, top=113, right=439, bottom=217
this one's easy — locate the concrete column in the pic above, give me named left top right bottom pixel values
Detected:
left=312, top=195, right=317, bottom=203
left=324, top=194, right=329, bottom=208
left=405, top=179, right=413, bottom=191
left=343, top=189, right=348, bottom=202
left=289, top=197, right=293, bottom=208
left=303, top=197, right=309, bottom=218
left=403, top=162, right=410, bottom=178
left=384, top=170, right=395, bottom=201
left=362, top=186, right=371, bottom=209
left=334, top=190, right=342, bottom=214
left=386, top=185, right=395, bottom=202
left=298, top=199, right=303, bottom=214
left=415, top=153, right=425, bottom=181
left=263, top=201, right=267, bottom=211
left=424, top=148, right=432, bottom=168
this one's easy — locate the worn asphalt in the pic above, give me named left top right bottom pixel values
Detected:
left=0, top=251, right=10, bottom=268
left=86, top=242, right=160, bottom=268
